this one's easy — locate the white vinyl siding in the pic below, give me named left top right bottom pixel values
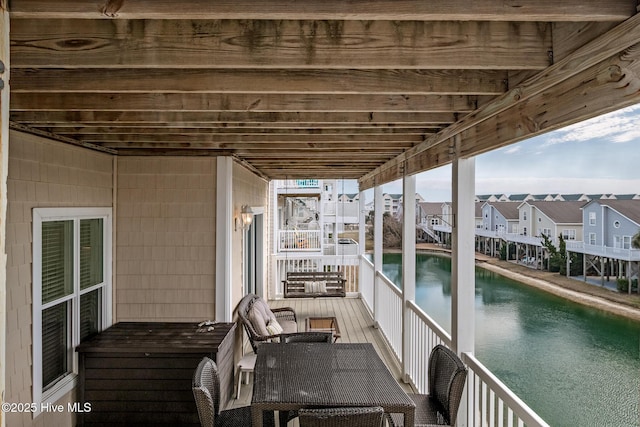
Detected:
left=33, top=208, right=112, bottom=414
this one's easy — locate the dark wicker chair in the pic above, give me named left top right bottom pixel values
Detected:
left=298, top=407, right=385, bottom=427
left=277, top=333, right=333, bottom=426
left=192, top=357, right=275, bottom=427
left=279, top=332, right=333, bottom=343
left=388, top=345, right=467, bottom=427
left=236, top=293, right=298, bottom=353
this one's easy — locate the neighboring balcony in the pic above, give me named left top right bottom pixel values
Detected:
left=278, top=229, right=322, bottom=252
left=565, top=241, right=640, bottom=261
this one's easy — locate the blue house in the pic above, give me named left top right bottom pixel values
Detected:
left=566, top=199, right=640, bottom=291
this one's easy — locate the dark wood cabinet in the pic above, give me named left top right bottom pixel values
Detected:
left=76, top=322, right=236, bottom=426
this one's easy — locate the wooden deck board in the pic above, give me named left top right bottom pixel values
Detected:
left=228, top=297, right=415, bottom=420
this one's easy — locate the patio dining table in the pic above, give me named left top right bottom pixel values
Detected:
left=251, top=342, right=415, bottom=426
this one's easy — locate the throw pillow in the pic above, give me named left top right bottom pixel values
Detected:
left=266, top=318, right=284, bottom=336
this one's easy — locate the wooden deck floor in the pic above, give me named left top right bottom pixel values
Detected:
left=228, top=297, right=415, bottom=419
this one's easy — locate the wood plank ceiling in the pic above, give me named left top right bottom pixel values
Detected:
left=6, top=0, right=640, bottom=187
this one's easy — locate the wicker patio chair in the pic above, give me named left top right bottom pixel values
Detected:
left=387, top=345, right=467, bottom=427
left=298, top=407, right=385, bottom=427
left=279, top=332, right=333, bottom=343
left=192, top=356, right=275, bottom=427
left=237, top=294, right=298, bottom=352
left=277, top=333, right=333, bottom=426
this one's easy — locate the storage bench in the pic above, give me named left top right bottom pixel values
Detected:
left=283, top=271, right=346, bottom=298
left=76, top=322, right=236, bottom=426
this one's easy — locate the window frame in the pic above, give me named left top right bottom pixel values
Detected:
left=32, top=207, right=112, bottom=414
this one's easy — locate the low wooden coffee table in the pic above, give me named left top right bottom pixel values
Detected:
left=305, top=316, right=341, bottom=342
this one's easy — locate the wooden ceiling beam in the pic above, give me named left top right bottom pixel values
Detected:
left=76, top=133, right=423, bottom=144
left=48, top=126, right=434, bottom=135
left=9, top=0, right=634, bottom=22
left=10, top=69, right=508, bottom=95
left=9, top=111, right=459, bottom=125
left=98, top=141, right=415, bottom=150
left=359, top=13, right=640, bottom=189
left=10, top=20, right=552, bottom=70
left=11, top=93, right=478, bottom=113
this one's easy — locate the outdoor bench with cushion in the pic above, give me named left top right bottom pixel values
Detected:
left=283, top=271, right=346, bottom=298
left=236, top=293, right=298, bottom=352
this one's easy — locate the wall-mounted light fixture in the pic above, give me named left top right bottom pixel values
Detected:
left=235, top=205, right=254, bottom=231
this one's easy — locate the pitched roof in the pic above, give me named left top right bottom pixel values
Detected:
left=526, top=201, right=585, bottom=223
left=418, top=202, right=444, bottom=215
left=486, top=202, right=520, bottom=220
left=589, top=199, right=640, bottom=225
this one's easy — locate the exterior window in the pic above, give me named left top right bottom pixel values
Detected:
left=589, top=212, right=596, bottom=226
left=562, top=229, right=576, bottom=240
left=589, top=232, right=596, bottom=245
left=623, top=236, right=631, bottom=249
left=523, top=212, right=527, bottom=221
left=613, top=220, right=621, bottom=228
left=538, top=217, right=542, bottom=222
left=614, top=235, right=622, bottom=248
left=33, top=208, right=112, bottom=412
left=539, top=228, right=551, bottom=237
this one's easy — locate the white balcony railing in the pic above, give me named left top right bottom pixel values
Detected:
left=565, top=241, right=640, bottom=261
left=375, top=271, right=403, bottom=361
left=366, top=259, right=550, bottom=427
left=278, top=230, right=322, bottom=252
left=463, top=353, right=550, bottom=427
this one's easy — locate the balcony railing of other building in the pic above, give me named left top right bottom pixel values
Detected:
left=475, top=228, right=548, bottom=246
left=278, top=179, right=320, bottom=189
left=278, top=230, right=322, bottom=252
left=360, top=256, right=550, bottom=427
left=565, top=241, right=640, bottom=261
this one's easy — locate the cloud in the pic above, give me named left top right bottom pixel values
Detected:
left=540, top=104, right=640, bottom=147
left=502, top=146, right=521, bottom=154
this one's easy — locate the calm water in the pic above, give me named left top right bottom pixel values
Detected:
left=381, top=253, right=640, bottom=427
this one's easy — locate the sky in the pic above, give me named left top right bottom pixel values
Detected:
left=344, top=104, right=640, bottom=202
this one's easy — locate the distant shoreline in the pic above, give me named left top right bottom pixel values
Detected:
left=410, top=244, right=640, bottom=323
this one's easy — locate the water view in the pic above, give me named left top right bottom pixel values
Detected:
left=381, top=253, right=640, bottom=427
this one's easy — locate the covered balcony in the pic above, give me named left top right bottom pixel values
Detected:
left=2, top=1, right=640, bottom=427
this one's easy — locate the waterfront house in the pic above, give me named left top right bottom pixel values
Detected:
left=2, top=2, right=640, bottom=427
left=566, top=199, right=640, bottom=290
left=518, top=201, right=584, bottom=243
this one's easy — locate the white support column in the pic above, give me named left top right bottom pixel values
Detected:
left=0, top=5, right=8, bottom=424
left=216, top=157, right=233, bottom=322
left=451, top=148, right=475, bottom=427
left=358, top=189, right=366, bottom=296
left=358, top=189, right=366, bottom=258
left=373, top=185, right=384, bottom=327
left=402, top=174, right=416, bottom=383
left=451, top=153, right=476, bottom=356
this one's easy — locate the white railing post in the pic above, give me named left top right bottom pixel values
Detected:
left=402, top=174, right=416, bottom=383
